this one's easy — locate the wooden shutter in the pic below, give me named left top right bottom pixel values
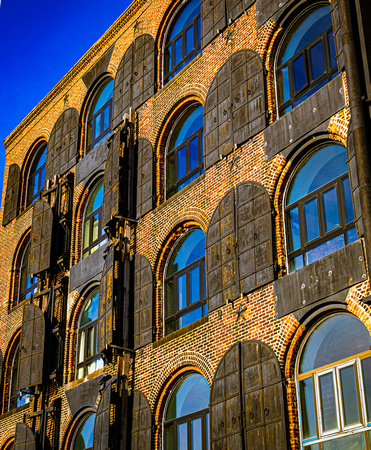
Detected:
left=201, top=0, right=226, bottom=48
left=204, top=50, right=266, bottom=169
left=132, top=34, right=156, bottom=109
left=131, top=390, right=152, bottom=450
left=103, top=131, right=122, bottom=228
left=28, top=200, right=53, bottom=276
left=226, top=0, right=255, bottom=23
left=134, top=255, right=153, bottom=349
left=331, top=0, right=345, bottom=71
left=45, top=108, right=79, bottom=181
left=93, top=380, right=113, bottom=450
left=3, top=163, right=21, bottom=226
left=206, top=189, right=239, bottom=312
left=210, top=341, right=287, bottom=450
left=136, top=138, right=154, bottom=218
left=18, top=304, right=45, bottom=390
left=112, top=35, right=155, bottom=128
left=236, top=182, right=274, bottom=294
left=98, top=245, right=115, bottom=354
left=14, top=423, right=36, bottom=450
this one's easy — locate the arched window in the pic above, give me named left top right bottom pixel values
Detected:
left=18, top=241, right=38, bottom=304
left=164, top=0, right=201, bottom=84
left=166, top=104, right=204, bottom=198
left=285, top=143, right=356, bottom=272
left=72, top=413, right=96, bottom=450
left=164, top=373, right=210, bottom=449
left=82, top=179, right=107, bottom=258
left=76, top=290, right=104, bottom=379
left=276, top=4, right=338, bottom=116
left=86, top=78, right=113, bottom=152
left=26, top=142, right=46, bottom=205
left=297, top=313, right=371, bottom=448
left=9, top=344, right=30, bottom=411
left=164, top=228, right=206, bottom=335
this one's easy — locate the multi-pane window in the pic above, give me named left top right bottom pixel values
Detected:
left=9, top=345, right=30, bottom=410
left=82, top=179, right=107, bottom=258
left=86, top=78, right=113, bottom=152
left=76, top=290, right=104, bottom=379
left=276, top=5, right=338, bottom=116
left=18, top=241, right=38, bottom=303
left=165, top=228, right=206, bottom=335
left=72, top=413, right=96, bottom=450
left=26, top=143, right=46, bottom=205
left=297, top=313, right=371, bottom=449
left=164, top=0, right=201, bottom=84
left=167, top=104, right=204, bottom=198
left=285, top=144, right=357, bottom=272
left=164, top=373, right=210, bottom=449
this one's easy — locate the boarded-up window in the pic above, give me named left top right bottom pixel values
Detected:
left=29, top=200, right=53, bottom=276
left=98, top=245, right=115, bottom=354
left=210, top=340, right=287, bottom=449
left=204, top=50, right=266, bottom=169
left=3, top=163, right=21, bottom=226
left=201, top=0, right=226, bottom=48
left=45, top=108, right=80, bottom=181
left=18, top=304, right=45, bottom=390
left=14, top=423, right=36, bottom=450
left=136, top=138, right=154, bottom=218
left=134, top=255, right=153, bottom=349
left=112, top=34, right=155, bottom=129
left=131, top=390, right=152, bottom=449
left=206, top=182, right=274, bottom=312
left=93, top=380, right=112, bottom=450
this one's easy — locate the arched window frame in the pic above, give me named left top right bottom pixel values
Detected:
left=163, top=227, right=207, bottom=336
left=85, top=77, right=113, bottom=153
left=17, top=239, right=38, bottom=304
left=163, top=0, right=201, bottom=85
left=82, top=177, right=107, bottom=259
left=283, top=142, right=357, bottom=272
left=8, top=343, right=30, bottom=411
left=76, top=288, right=104, bottom=380
left=296, top=312, right=371, bottom=448
left=275, top=3, right=338, bottom=117
left=163, top=372, right=210, bottom=449
left=165, top=103, right=204, bottom=199
left=71, top=409, right=96, bottom=450
left=26, top=141, right=47, bottom=206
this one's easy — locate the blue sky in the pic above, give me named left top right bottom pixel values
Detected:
left=0, top=0, right=132, bottom=206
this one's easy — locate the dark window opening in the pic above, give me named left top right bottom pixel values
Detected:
left=26, top=143, right=46, bottom=206
left=9, top=345, right=30, bottom=411
left=18, top=241, right=38, bottom=304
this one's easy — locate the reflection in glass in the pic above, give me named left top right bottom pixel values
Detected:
left=323, top=187, right=339, bottom=232
left=73, top=413, right=95, bottom=450
left=299, top=378, right=317, bottom=440
left=362, top=358, right=371, bottom=423
left=339, top=365, right=360, bottom=426
left=304, top=198, right=320, bottom=242
left=319, top=372, right=337, bottom=432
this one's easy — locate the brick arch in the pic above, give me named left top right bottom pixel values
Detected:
left=346, top=281, right=371, bottom=334
left=60, top=407, right=96, bottom=450
left=0, top=436, right=15, bottom=450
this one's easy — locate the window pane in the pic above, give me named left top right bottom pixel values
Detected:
left=165, top=425, right=174, bottom=450
left=305, top=234, right=344, bottom=265
left=167, top=229, right=205, bottom=275
left=166, top=279, right=174, bottom=318
left=83, top=220, right=90, bottom=250
left=323, top=186, right=340, bottom=232
left=73, top=413, right=96, bottom=450
left=289, top=255, right=304, bottom=272
left=293, top=53, right=306, bottom=92
left=92, top=214, right=99, bottom=242
left=322, top=432, right=366, bottom=450
left=103, top=104, right=110, bottom=131
left=190, top=136, right=199, bottom=171
left=339, top=364, right=360, bottom=426
left=178, top=422, right=188, bottom=450
left=190, top=266, right=200, bottom=304
left=94, top=114, right=101, bottom=139
left=277, top=66, right=290, bottom=106
left=168, top=0, right=200, bottom=41
left=304, top=445, right=319, bottom=450
left=186, top=24, right=194, bottom=54
left=78, top=331, right=85, bottom=364
left=178, top=172, right=199, bottom=191
left=342, top=177, right=354, bottom=223
left=328, top=30, right=337, bottom=68
left=178, top=306, right=202, bottom=329
left=310, top=40, right=325, bottom=80
left=191, top=417, right=202, bottom=449
left=299, top=378, right=317, bottom=440
left=362, top=357, right=371, bottom=423
left=287, top=207, right=301, bottom=252
left=304, top=198, right=320, bottom=242
left=80, top=291, right=99, bottom=326
left=319, top=372, right=338, bottom=432
left=33, top=173, right=39, bottom=197
left=347, top=227, right=357, bottom=244
left=177, top=273, right=187, bottom=310
left=87, top=327, right=95, bottom=358
left=178, top=146, right=187, bottom=180
left=174, top=37, right=183, bottom=66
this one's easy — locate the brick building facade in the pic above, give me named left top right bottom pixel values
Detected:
left=1, top=0, right=371, bottom=448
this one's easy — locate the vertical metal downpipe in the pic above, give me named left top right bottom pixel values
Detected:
left=337, top=0, right=371, bottom=274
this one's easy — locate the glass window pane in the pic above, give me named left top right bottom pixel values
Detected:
left=178, top=307, right=202, bottom=329
left=178, top=171, right=199, bottom=191
left=174, top=37, right=183, bottom=66
left=32, top=173, right=39, bottom=196
left=94, top=114, right=101, bottom=139
left=319, top=372, right=338, bottom=432
left=168, top=0, right=200, bottom=42
left=186, top=24, right=194, bottom=54
left=293, top=53, right=306, bottom=92
left=166, top=279, right=174, bottom=318
left=189, top=136, right=199, bottom=171
left=165, top=425, right=174, bottom=450
left=89, top=79, right=113, bottom=118
left=92, top=214, right=99, bottom=242
left=178, top=422, right=188, bottom=450
left=170, top=105, right=203, bottom=150
left=164, top=46, right=171, bottom=75
left=177, top=146, right=187, bottom=180
left=190, top=266, right=200, bottom=304
left=289, top=255, right=304, bottom=272
left=310, top=40, right=325, bottom=80
left=299, top=378, right=317, bottom=440
left=277, top=66, right=290, bottom=106
left=305, top=233, right=345, bottom=265
left=167, top=229, right=205, bottom=275
left=87, top=327, right=95, bottom=358
left=342, top=177, right=354, bottom=223
left=361, top=357, right=371, bottom=423
left=347, top=227, right=357, bottom=244
left=191, top=417, right=202, bottom=450
left=103, top=105, right=110, bottom=131
left=287, top=206, right=301, bottom=252
left=83, top=220, right=90, bottom=250
left=339, top=364, right=360, bottom=426
left=304, top=198, right=320, bottom=242
left=328, top=30, right=337, bottom=68
left=177, top=273, right=187, bottom=310
left=78, top=331, right=85, bottom=364
left=73, top=413, right=96, bottom=450
left=322, top=432, right=366, bottom=450
left=80, top=291, right=99, bottom=326
left=323, top=186, right=340, bottom=232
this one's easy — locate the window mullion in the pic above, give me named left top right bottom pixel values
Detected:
left=317, top=190, right=326, bottom=238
